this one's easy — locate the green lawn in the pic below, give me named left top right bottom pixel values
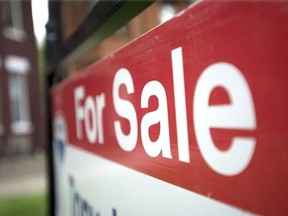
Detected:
left=0, top=193, right=47, bottom=216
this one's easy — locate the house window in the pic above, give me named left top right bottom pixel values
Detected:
left=2, top=0, right=26, bottom=41
left=159, top=3, right=177, bottom=24
left=5, top=56, right=32, bottom=134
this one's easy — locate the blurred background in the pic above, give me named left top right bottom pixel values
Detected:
left=0, top=0, right=193, bottom=215
left=0, top=0, right=48, bottom=214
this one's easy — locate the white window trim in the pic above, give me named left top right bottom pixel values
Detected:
left=5, top=55, right=33, bottom=135
left=11, top=121, right=33, bottom=135
left=3, top=27, right=27, bottom=42
left=5, top=56, right=30, bottom=75
left=3, top=1, right=27, bottom=42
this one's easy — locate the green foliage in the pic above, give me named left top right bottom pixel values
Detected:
left=0, top=193, right=47, bottom=216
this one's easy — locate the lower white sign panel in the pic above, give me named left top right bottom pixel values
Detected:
left=54, top=145, right=251, bottom=216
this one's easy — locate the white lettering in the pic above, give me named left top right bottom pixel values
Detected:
left=193, top=62, right=256, bottom=176
left=84, top=96, right=97, bottom=143
left=171, top=47, right=189, bottom=162
left=73, top=47, right=257, bottom=176
left=141, top=81, right=172, bottom=158
left=74, top=86, right=106, bottom=144
left=74, top=86, right=85, bottom=140
left=96, top=93, right=106, bottom=144
left=113, top=68, right=138, bottom=151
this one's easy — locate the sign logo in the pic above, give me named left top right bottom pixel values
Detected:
left=53, top=114, right=67, bottom=162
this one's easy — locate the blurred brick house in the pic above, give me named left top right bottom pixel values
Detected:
left=0, top=0, right=45, bottom=156
left=48, top=0, right=191, bottom=76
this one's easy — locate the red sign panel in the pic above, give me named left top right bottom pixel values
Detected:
left=52, top=1, right=288, bottom=215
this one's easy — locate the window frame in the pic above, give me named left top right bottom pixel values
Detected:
left=5, top=55, right=32, bottom=135
left=2, top=0, right=26, bottom=42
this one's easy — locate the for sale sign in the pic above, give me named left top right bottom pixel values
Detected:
left=51, top=1, right=288, bottom=215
